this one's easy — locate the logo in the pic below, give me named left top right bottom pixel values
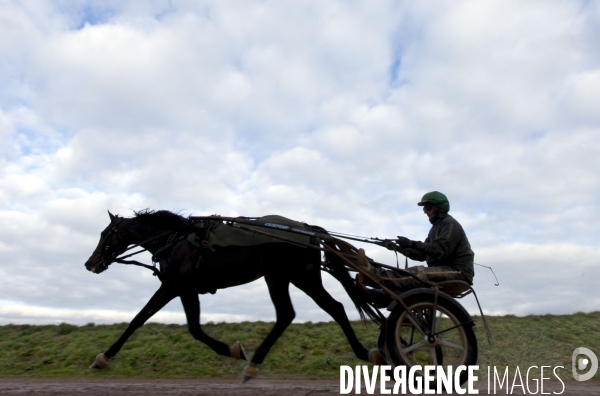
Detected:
left=572, top=347, right=598, bottom=381
left=340, top=365, right=480, bottom=394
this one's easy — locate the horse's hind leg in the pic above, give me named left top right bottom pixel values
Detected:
left=292, top=273, right=369, bottom=362
left=243, top=275, right=295, bottom=381
left=180, top=293, right=247, bottom=360
left=91, top=285, right=177, bottom=368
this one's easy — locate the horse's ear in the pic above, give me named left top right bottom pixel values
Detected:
left=108, top=210, right=116, bottom=221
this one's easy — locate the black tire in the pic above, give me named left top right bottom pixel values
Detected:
left=385, top=289, right=477, bottom=387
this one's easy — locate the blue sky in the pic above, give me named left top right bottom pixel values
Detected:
left=0, top=0, right=599, bottom=325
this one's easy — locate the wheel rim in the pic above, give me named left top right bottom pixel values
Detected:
left=393, top=302, right=469, bottom=369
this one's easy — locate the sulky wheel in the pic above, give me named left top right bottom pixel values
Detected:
left=385, top=288, right=477, bottom=387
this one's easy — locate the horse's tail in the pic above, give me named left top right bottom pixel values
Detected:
left=321, top=238, right=383, bottom=326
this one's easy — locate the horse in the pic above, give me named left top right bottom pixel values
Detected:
left=84, top=210, right=381, bottom=380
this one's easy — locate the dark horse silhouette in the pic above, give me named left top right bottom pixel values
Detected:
left=84, top=210, right=380, bottom=380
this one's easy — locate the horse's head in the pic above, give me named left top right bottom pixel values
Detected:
left=85, top=211, right=136, bottom=274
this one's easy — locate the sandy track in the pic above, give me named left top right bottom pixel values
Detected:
left=0, top=378, right=598, bottom=395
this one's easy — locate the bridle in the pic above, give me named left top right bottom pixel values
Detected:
left=94, top=216, right=174, bottom=279
left=95, top=217, right=126, bottom=272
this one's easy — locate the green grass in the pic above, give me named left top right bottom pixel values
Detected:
left=0, top=312, right=598, bottom=381
left=476, top=312, right=600, bottom=382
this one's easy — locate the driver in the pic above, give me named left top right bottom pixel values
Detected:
left=359, top=191, right=475, bottom=305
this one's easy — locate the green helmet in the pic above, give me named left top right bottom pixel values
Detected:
left=417, top=191, right=450, bottom=212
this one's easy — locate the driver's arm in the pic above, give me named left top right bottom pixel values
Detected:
left=411, top=222, right=459, bottom=259
left=385, top=239, right=427, bottom=261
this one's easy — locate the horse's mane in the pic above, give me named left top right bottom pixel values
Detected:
left=133, top=209, right=187, bottom=230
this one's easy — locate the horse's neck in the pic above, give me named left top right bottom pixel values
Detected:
left=131, top=223, right=174, bottom=253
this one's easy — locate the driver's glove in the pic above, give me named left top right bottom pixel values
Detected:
left=396, top=236, right=413, bottom=248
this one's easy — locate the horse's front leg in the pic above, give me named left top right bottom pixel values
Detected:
left=90, top=285, right=177, bottom=369
left=180, top=292, right=247, bottom=360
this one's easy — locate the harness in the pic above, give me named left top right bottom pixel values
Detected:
left=186, top=219, right=217, bottom=268
left=102, top=215, right=498, bottom=287
left=100, top=218, right=218, bottom=280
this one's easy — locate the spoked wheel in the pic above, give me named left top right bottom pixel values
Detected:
left=385, top=289, right=477, bottom=386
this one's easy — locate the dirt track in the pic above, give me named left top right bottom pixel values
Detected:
left=0, top=379, right=338, bottom=396
left=0, top=378, right=599, bottom=395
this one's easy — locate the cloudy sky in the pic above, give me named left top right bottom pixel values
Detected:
left=0, top=0, right=599, bottom=327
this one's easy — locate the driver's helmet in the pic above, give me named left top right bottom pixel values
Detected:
left=417, top=191, right=450, bottom=212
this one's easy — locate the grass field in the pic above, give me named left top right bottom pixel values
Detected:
left=0, top=312, right=598, bottom=381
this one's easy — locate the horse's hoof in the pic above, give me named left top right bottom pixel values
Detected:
left=230, top=341, right=247, bottom=360
left=90, top=353, right=110, bottom=370
left=242, top=363, right=259, bottom=382
left=242, top=375, right=253, bottom=383
left=368, top=349, right=381, bottom=365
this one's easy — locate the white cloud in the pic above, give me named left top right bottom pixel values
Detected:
left=0, top=0, right=599, bottom=331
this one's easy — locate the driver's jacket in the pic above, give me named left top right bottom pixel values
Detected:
left=399, top=213, right=475, bottom=282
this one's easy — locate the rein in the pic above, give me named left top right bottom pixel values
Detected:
left=191, top=216, right=499, bottom=287
left=188, top=216, right=389, bottom=246
left=189, top=216, right=434, bottom=287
